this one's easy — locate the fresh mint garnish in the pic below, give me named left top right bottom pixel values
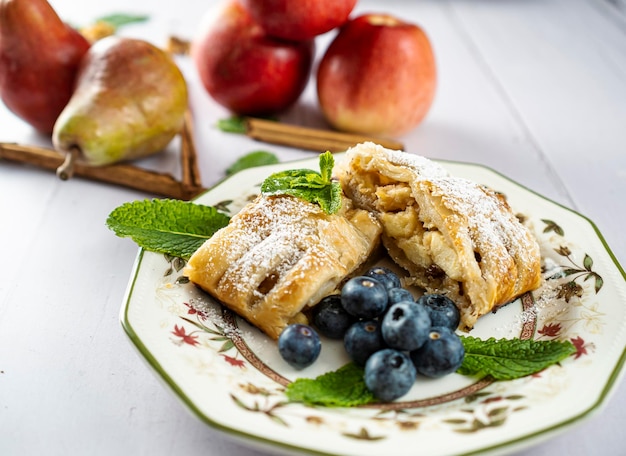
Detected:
left=261, top=151, right=342, bottom=214
left=286, top=363, right=376, bottom=407
left=457, top=336, right=576, bottom=380
left=106, top=199, right=229, bottom=259
left=216, top=115, right=280, bottom=134
left=216, top=115, right=247, bottom=134
left=95, top=13, right=149, bottom=29
left=226, top=151, right=279, bottom=176
left=285, top=337, right=576, bottom=406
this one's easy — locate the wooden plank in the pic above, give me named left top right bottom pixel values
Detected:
left=445, top=0, right=626, bottom=261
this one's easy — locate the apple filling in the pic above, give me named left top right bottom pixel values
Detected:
left=345, top=168, right=479, bottom=327
left=338, top=142, right=543, bottom=331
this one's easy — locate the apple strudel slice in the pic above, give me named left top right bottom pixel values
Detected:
left=338, top=142, right=542, bottom=331
left=184, top=194, right=382, bottom=339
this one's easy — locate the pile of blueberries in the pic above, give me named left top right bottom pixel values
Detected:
left=278, top=266, right=466, bottom=402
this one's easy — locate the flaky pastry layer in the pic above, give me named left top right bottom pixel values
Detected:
left=338, top=142, right=542, bottom=330
left=184, top=194, right=381, bottom=339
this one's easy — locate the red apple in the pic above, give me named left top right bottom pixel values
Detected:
left=191, top=0, right=314, bottom=116
left=240, top=0, right=357, bottom=41
left=316, top=14, right=437, bottom=136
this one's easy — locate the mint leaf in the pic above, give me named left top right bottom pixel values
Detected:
left=285, top=337, right=577, bottom=407
left=96, top=13, right=149, bottom=29
left=319, top=150, right=334, bottom=182
left=106, top=199, right=229, bottom=259
left=324, top=180, right=343, bottom=214
left=216, top=116, right=247, bottom=134
left=261, top=151, right=341, bottom=214
left=458, top=336, right=576, bottom=380
left=262, top=169, right=325, bottom=191
left=216, top=115, right=279, bottom=133
left=226, top=151, right=279, bottom=176
left=286, top=363, right=375, bottom=407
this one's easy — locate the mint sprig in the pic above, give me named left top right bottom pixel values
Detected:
left=94, top=13, right=149, bottom=29
left=106, top=199, right=229, bottom=259
left=286, top=337, right=576, bottom=407
left=216, top=115, right=248, bottom=134
left=458, top=336, right=576, bottom=380
left=261, top=151, right=342, bottom=214
left=226, top=150, right=279, bottom=176
left=286, top=363, right=376, bottom=407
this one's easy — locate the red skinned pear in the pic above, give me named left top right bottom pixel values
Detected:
left=53, top=36, right=188, bottom=179
left=0, top=0, right=90, bottom=133
left=191, top=0, right=314, bottom=117
left=317, top=14, right=437, bottom=136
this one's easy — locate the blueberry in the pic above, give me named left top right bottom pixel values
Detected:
left=365, top=266, right=402, bottom=290
left=387, top=287, right=414, bottom=305
left=381, top=301, right=431, bottom=351
left=417, top=294, right=461, bottom=331
left=278, top=324, right=321, bottom=369
left=410, top=326, right=465, bottom=378
left=312, top=295, right=355, bottom=339
left=344, top=320, right=386, bottom=366
left=364, top=349, right=416, bottom=402
left=341, top=276, right=388, bottom=319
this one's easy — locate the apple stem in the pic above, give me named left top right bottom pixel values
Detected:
left=56, top=146, right=80, bottom=180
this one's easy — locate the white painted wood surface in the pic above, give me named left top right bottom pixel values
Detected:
left=1, top=0, right=624, bottom=455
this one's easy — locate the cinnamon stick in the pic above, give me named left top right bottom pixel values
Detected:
left=246, top=118, right=405, bottom=152
left=180, top=109, right=203, bottom=191
left=0, top=142, right=205, bottom=200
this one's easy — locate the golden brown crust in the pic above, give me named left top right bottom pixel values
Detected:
left=184, top=194, right=381, bottom=339
left=338, top=142, right=542, bottom=330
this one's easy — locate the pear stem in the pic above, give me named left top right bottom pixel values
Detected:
left=56, top=147, right=80, bottom=180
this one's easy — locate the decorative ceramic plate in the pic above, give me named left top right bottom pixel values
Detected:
left=121, top=157, right=626, bottom=456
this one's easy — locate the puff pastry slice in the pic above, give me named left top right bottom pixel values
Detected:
left=339, top=142, right=542, bottom=330
left=184, top=194, right=381, bottom=339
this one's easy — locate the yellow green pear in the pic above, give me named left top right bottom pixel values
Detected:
left=53, top=35, right=188, bottom=179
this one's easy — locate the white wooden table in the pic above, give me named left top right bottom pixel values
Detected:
left=1, top=0, right=625, bottom=455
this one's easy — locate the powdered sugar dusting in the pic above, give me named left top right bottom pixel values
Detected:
left=430, top=176, right=533, bottom=272
left=341, top=144, right=539, bottom=280
left=219, top=195, right=325, bottom=295
left=344, top=141, right=449, bottom=180
left=186, top=294, right=243, bottom=339
left=384, top=148, right=449, bottom=180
